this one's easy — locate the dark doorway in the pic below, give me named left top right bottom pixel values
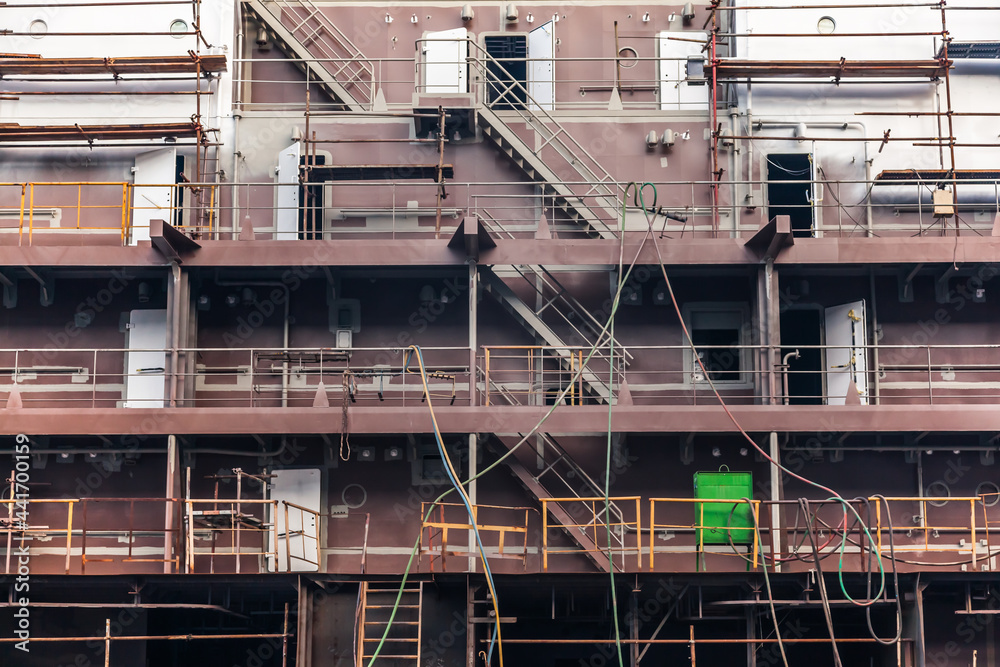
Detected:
left=299, top=153, right=326, bottom=240
left=766, top=153, right=814, bottom=237
left=780, top=308, right=823, bottom=404
left=485, top=35, right=528, bottom=110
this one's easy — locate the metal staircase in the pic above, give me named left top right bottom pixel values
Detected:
left=466, top=42, right=621, bottom=238
left=487, top=417, right=627, bottom=572
left=243, top=0, right=374, bottom=111
left=480, top=266, right=618, bottom=404
left=356, top=581, right=423, bottom=667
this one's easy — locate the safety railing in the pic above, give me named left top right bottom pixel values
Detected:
left=540, top=496, right=642, bottom=572
left=0, top=345, right=469, bottom=409
left=0, top=181, right=219, bottom=246
left=4, top=177, right=1000, bottom=243
left=480, top=345, right=626, bottom=406
left=279, top=500, right=323, bottom=572
left=419, top=502, right=534, bottom=573
left=7, top=341, right=1000, bottom=408
left=649, top=497, right=764, bottom=570
left=185, top=497, right=277, bottom=574
left=1, top=496, right=180, bottom=575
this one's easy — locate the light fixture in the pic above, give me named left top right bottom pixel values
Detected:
left=817, top=16, right=836, bottom=34
left=197, top=295, right=211, bottom=311
left=460, top=4, right=474, bottom=21
left=661, top=129, right=676, bottom=147
left=225, top=294, right=239, bottom=308
left=255, top=27, right=270, bottom=49
left=418, top=285, right=436, bottom=303
left=137, top=281, right=151, bottom=303
left=711, top=447, right=721, bottom=458
left=739, top=448, right=749, bottom=456
left=642, top=12, right=650, bottom=22
left=241, top=287, right=255, bottom=307
left=505, top=3, right=518, bottom=22
left=645, top=130, right=659, bottom=148
left=794, top=122, right=808, bottom=141
left=682, top=3, right=695, bottom=21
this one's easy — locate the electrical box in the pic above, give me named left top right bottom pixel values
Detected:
left=933, top=189, right=955, bottom=218
left=693, top=466, right=754, bottom=545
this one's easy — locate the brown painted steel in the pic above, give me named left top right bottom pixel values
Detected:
left=4, top=405, right=1000, bottom=435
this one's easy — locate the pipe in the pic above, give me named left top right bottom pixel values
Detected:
left=169, top=263, right=182, bottom=407
left=780, top=349, right=800, bottom=405
left=187, top=435, right=290, bottom=458
left=213, top=275, right=291, bottom=406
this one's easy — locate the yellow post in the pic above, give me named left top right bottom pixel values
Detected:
left=635, top=497, right=642, bottom=570
left=875, top=498, right=883, bottom=558
left=18, top=184, right=25, bottom=246
left=971, top=498, right=977, bottom=570
left=648, top=499, right=655, bottom=570
left=28, top=183, right=34, bottom=246
left=65, top=500, right=74, bottom=574
left=751, top=501, right=759, bottom=569
left=542, top=501, right=549, bottom=571
left=76, top=183, right=82, bottom=229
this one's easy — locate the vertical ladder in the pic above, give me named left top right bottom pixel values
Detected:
left=357, top=581, right=423, bottom=667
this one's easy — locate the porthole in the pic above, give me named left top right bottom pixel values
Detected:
left=170, top=19, right=189, bottom=38
left=342, top=483, right=367, bottom=509
left=977, top=481, right=1000, bottom=507
left=926, top=480, right=952, bottom=507
left=28, top=19, right=48, bottom=39
left=817, top=16, right=836, bottom=34
left=618, top=46, right=638, bottom=69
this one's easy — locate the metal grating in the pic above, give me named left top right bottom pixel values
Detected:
left=939, top=42, right=1000, bottom=59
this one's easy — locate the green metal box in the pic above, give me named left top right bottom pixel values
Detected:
left=693, top=467, right=754, bottom=545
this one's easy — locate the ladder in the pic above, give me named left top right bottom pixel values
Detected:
left=357, top=580, right=423, bottom=667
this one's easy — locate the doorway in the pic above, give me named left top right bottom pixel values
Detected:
left=766, top=153, right=814, bottom=237
left=485, top=34, right=528, bottom=109
left=779, top=308, right=823, bottom=404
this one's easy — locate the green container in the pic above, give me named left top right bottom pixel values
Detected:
left=693, top=466, right=754, bottom=545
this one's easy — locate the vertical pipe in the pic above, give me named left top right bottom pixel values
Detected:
left=164, top=435, right=179, bottom=573
left=168, top=263, right=182, bottom=407
left=769, top=432, right=782, bottom=572
left=104, top=619, right=111, bottom=667
left=282, top=602, right=290, bottom=667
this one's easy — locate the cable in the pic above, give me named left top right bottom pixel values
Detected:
left=633, top=180, right=888, bottom=607
left=408, top=345, right=505, bottom=666
left=365, top=211, right=656, bottom=667
left=865, top=495, right=903, bottom=646
left=744, top=497, right=789, bottom=667
left=801, top=498, right=844, bottom=667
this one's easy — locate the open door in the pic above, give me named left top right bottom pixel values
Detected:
left=423, top=28, right=468, bottom=93
left=269, top=468, right=322, bottom=572
left=528, top=21, right=555, bottom=110
left=124, top=309, right=168, bottom=408
left=274, top=142, right=301, bottom=241
left=657, top=31, right=709, bottom=110
left=824, top=300, right=868, bottom=405
left=131, top=148, right=176, bottom=244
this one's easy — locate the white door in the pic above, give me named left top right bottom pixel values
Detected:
left=124, top=309, right=168, bottom=408
left=824, top=300, right=868, bottom=405
left=423, top=28, right=468, bottom=93
left=656, top=32, right=709, bottom=110
left=269, top=468, right=322, bottom=572
left=528, top=22, right=555, bottom=110
left=275, top=142, right=301, bottom=241
left=131, top=148, right=176, bottom=244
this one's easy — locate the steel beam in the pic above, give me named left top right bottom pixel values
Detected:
left=5, top=404, right=1000, bottom=436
